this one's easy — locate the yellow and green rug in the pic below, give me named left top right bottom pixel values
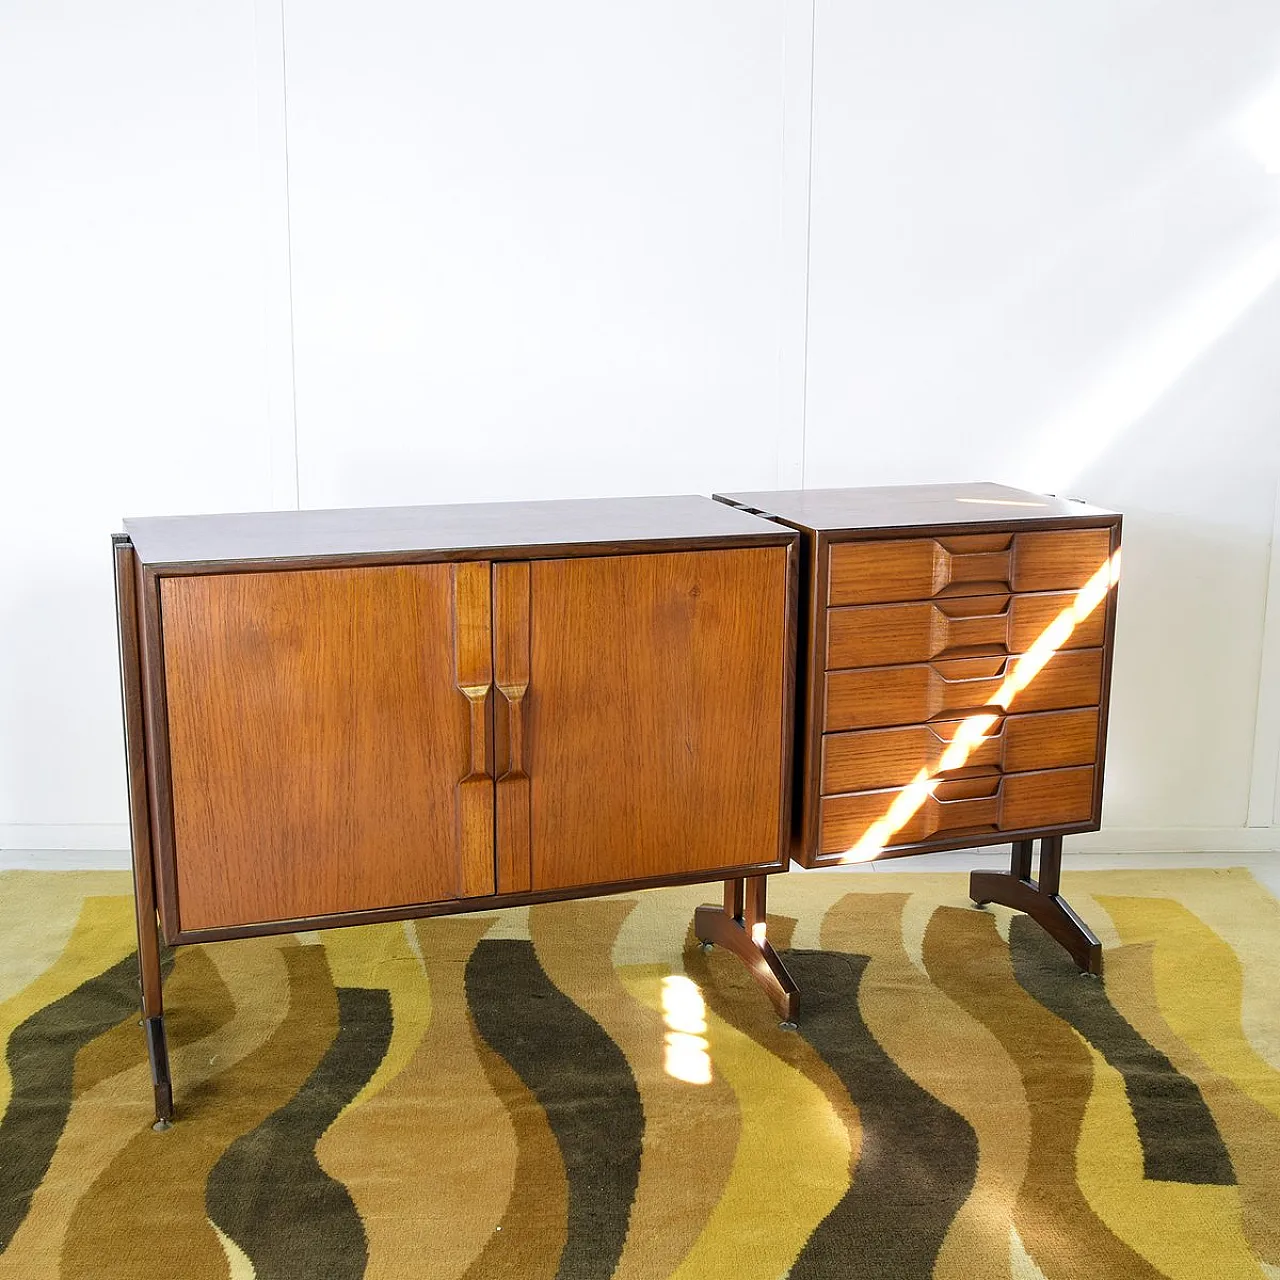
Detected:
left=1, top=867, right=1278, bottom=1279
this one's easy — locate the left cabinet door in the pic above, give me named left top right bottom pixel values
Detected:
left=158, top=563, right=495, bottom=931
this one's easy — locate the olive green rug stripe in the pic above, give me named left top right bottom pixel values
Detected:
left=0, top=945, right=236, bottom=1278
left=924, top=904, right=1167, bottom=1280
left=821, top=889, right=1030, bottom=1280
left=0, top=951, right=141, bottom=1252
left=57, top=944, right=338, bottom=1280
left=1008, top=915, right=1234, bottom=1186
left=1099, top=896, right=1280, bottom=1267
left=463, top=1014, right=570, bottom=1280
left=466, top=938, right=644, bottom=1280
left=786, top=949, right=979, bottom=1280
left=529, top=898, right=718, bottom=1280
left=206, top=986, right=392, bottom=1280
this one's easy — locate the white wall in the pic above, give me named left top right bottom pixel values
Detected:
left=1, top=0, right=1278, bottom=858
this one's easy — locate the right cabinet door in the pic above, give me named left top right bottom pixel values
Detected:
left=506, top=547, right=790, bottom=892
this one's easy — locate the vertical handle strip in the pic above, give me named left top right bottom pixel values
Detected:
left=493, top=561, right=532, bottom=895
left=453, top=561, right=494, bottom=899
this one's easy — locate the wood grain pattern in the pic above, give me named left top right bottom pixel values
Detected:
left=493, top=561, right=532, bottom=896
left=160, top=565, right=494, bottom=931
left=828, top=529, right=1110, bottom=607
left=820, top=707, right=1100, bottom=794
left=452, top=562, right=496, bottom=899
left=818, top=765, right=1096, bottom=855
left=1013, top=528, right=1113, bottom=593
left=526, top=548, right=790, bottom=891
left=825, top=591, right=1107, bottom=669
left=824, top=647, right=1104, bottom=733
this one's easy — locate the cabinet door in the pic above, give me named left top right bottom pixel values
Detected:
left=514, top=547, right=789, bottom=892
left=160, top=563, right=494, bottom=930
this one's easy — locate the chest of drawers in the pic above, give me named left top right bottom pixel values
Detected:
left=717, top=482, right=1121, bottom=974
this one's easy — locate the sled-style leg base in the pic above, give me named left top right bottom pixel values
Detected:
left=970, top=836, right=1103, bottom=976
left=694, top=875, right=799, bottom=1021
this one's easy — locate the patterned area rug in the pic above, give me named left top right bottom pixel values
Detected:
left=1, top=867, right=1279, bottom=1280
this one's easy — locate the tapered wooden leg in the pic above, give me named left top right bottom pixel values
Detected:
left=970, top=835, right=1102, bottom=975
left=115, top=536, right=174, bottom=1130
left=694, top=875, right=799, bottom=1021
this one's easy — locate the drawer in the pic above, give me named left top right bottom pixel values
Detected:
left=821, top=707, right=1100, bottom=794
left=824, top=647, right=1104, bottom=733
left=818, top=765, right=1096, bottom=857
left=827, top=527, right=1113, bottom=607
left=825, top=591, right=1107, bottom=670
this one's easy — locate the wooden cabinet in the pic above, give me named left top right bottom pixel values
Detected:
left=716, top=482, right=1120, bottom=975
left=115, top=496, right=800, bottom=1122
left=717, top=482, right=1121, bottom=866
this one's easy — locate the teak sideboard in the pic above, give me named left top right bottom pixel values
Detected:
left=114, top=484, right=1120, bottom=1127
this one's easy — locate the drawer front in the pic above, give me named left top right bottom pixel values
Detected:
left=818, top=766, right=1096, bottom=857
left=828, top=527, right=1112, bottom=607
left=825, top=592, right=1107, bottom=670
left=821, top=707, right=1100, bottom=794
left=824, top=647, right=1104, bottom=733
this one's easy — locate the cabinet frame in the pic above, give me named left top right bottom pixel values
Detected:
left=119, top=532, right=799, bottom=948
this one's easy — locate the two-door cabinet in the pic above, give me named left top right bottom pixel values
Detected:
left=716, top=482, right=1122, bottom=976
left=115, top=496, right=800, bottom=1126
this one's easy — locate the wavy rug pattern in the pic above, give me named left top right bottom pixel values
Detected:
left=1, top=867, right=1278, bottom=1279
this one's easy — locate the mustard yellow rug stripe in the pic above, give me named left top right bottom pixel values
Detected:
left=1099, top=913, right=1280, bottom=1268
left=0, top=894, right=136, bottom=1118
left=1068, top=868, right=1280, bottom=1073
left=0, top=871, right=132, bottom=1004
left=58, top=943, right=335, bottom=1280
left=662, top=1003, right=852, bottom=1279
left=617, top=960, right=747, bottom=1280
left=825, top=891, right=1030, bottom=1280
left=317, top=915, right=515, bottom=1280
left=1099, top=895, right=1280, bottom=1122
left=315, top=921, right=433, bottom=1111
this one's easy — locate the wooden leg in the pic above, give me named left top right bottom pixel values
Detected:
left=970, top=835, right=1102, bottom=975
left=694, top=875, right=799, bottom=1021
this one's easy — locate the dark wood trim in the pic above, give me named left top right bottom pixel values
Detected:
left=1091, top=518, right=1123, bottom=823
left=113, top=536, right=174, bottom=1127
left=801, top=531, right=830, bottom=860
left=775, top=538, right=801, bottom=864
left=112, top=537, right=164, bottom=1015
left=135, top=561, right=182, bottom=942
left=169, top=858, right=790, bottom=946
left=135, top=532, right=798, bottom=578
left=693, top=875, right=799, bottom=1021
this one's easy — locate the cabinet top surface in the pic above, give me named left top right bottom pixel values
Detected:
left=123, top=494, right=793, bottom=567
left=715, top=482, right=1118, bottom=533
